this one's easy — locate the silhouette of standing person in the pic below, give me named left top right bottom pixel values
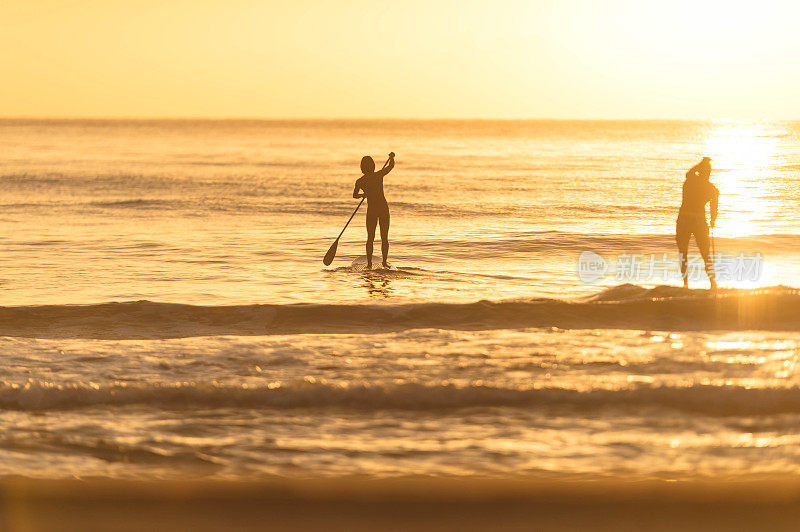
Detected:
left=676, top=157, right=718, bottom=289
left=353, top=152, right=395, bottom=269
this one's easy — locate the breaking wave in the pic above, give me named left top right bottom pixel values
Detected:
left=0, top=285, right=798, bottom=339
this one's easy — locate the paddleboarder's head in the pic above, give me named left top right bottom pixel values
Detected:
left=361, top=156, right=375, bottom=174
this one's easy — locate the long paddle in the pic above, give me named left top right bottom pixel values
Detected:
left=323, top=155, right=392, bottom=265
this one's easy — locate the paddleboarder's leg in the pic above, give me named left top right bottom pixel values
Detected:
left=366, top=207, right=378, bottom=268
left=379, top=210, right=390, bottom=267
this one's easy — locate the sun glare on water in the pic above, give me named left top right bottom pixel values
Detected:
left=703, top=122, right=783, bottom=239
left=701, top=122, right=791, bottom=289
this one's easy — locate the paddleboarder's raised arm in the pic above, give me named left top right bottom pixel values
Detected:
left=374, top=154, right=395, bottom=179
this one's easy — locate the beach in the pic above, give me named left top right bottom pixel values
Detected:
left=5, top=477, right=800, bottom=531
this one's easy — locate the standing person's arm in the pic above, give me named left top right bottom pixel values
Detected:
left=686, top=161, right=703, bottom=179
left=709, top=185, right=719, bottom=227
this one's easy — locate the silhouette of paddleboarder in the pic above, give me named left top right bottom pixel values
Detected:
left=353, top=152, right=395, bottom=269
left=677, top=157, right=718, bottom=289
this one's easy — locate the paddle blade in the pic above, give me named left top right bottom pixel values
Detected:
left=323, top=239, right=339, bottom=265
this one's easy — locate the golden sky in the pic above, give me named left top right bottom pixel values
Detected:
left=2, top=0, right=799, bottom=119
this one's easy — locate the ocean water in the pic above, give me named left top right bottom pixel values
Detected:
left=1, top=118, right=800, bottom=480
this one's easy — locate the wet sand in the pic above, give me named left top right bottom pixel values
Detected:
left=3, top=477, right=800, bottom=531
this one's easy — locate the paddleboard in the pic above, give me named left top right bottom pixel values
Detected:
left=350, top=256, right=398, bottom=272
